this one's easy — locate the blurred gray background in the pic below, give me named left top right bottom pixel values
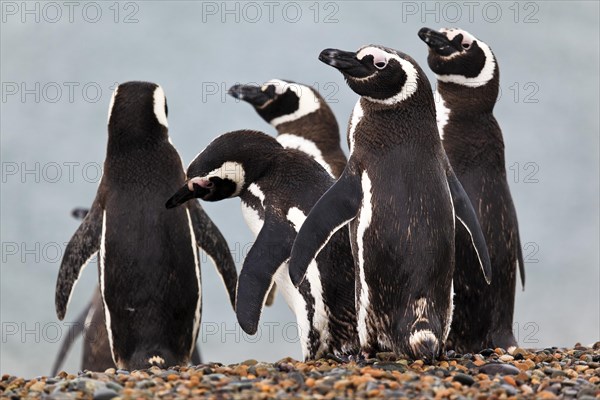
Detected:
left=1, top=1, right=598, bottom=377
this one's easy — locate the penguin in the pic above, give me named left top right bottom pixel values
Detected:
left=287, top=45, right=492, bottom=362
left=54, top=81, right=237, bottom=370
left=165, top=130, right=359, bottom=360
left=228, top=79, right=348, bottom=307
left=51, top=211, right=203, bottom=374
left=418, top=27, right=525, bottom=352
left=228, top=79, right=347, bottom=178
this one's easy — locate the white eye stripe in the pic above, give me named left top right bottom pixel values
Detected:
left=264, top=79, right=321, bottom=127
left=435, top=29, right=496, bottom=87
left=363, top=55, right=420, bottom=105
left=194, top=161, right=246, bottom=197
left=441, top=28, right=476, bottom=45
left=264, top=78, right=301, bottom=96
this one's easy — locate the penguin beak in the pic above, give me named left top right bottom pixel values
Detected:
left=165, top=178, right=213, bottom=209
left=228, top=84, right=273, bottom=107
left=319, top=48, right=372, bottom=78
left=418, top=27, right=459, bottom=56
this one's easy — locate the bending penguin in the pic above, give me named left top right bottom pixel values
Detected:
left=51, top=210, right=203, bottom=374
left=418, top=27, right=525, bottom=352
left=228, top=79, right=348, bottom=306
left=166, top=130, right=359, bottom=360
left=288, top=45, right=492, bottom=361
left=228, top=79, right=347, bottom=178
left=55, top=81, right=238, bottom=370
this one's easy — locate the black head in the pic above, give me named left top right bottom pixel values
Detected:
left=228, top=79, right=321, bottom=127
left=165, top=130, right=282, bottom=208
left=418, top=27, right=496, bottom=87
left=107, top=81, right=169, bottom=144
left=319, top=45, right=423, bottom=104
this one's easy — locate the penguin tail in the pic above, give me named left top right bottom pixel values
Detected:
left=129, top=348, right=178, bottom=370
left=408, top=329, right=440, bottom=364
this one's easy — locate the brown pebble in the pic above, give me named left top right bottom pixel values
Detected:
left=333, top=379, right=350, bottom=390
left=166, top=374, right=177, bottom=381
left=503, top=375, right=516, bottom=386
left=29, top=381, right=45, bottom=392
left=537, top=390, right=558, bottom=399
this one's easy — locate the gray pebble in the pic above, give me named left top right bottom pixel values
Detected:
left=479, top=363, right=520, bottom=375
left=288, top=372, right=304, bottom=386
left=501, top=384, right=517, bottom=396
left=93, top=388, right=118, bottom=400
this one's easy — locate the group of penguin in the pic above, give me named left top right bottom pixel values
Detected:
left=52, top=27, right=525, bottom=373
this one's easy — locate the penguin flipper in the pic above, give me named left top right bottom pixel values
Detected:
left=188, top=200, right=238, bottom=309
left=236, top=212, right=295, bottom=335
left=447, top=171, right=492, bottom=283
left=50, top=299, right=92, bottom=375
left=288, top=171, right=362, bottom=287
left=55, top=203, right=103, bottom=321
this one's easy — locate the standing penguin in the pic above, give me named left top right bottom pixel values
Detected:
left=228, top=79, right=347, bottom=178
left=288, top=45, right=492, bottom=361
left=55, top=81, right=238, bottom=370
left=418, top=27, right=525, bottom=352
left=166, top=130, right=359, bottom=360
left=51, top=208, right=203, bottom=373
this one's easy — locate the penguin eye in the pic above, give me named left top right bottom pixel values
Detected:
left=462, top=43, right=471, bottom=49
left=205, top=180, right=215, bottom=188
left=374, top=60, right=387, bottom=69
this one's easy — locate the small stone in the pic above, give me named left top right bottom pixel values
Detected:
left=29, top=381, right=45, bottom=392
left=479, top=362, right=520, bottom=375
left=537, top=390, right=558, bottom=399
left=452, top=373, right=475, bottom=386
left=480, top=348, right=495, bottom=357
left=242, top=359, right=258, bottom=366
left=503, top=375, right=517, bottom=386
left=93, top=388, right=118, bottom=400
left=376, top=352, right=397, bottom=361
left=499, top=355, right=514, bottom=362
left=374, top=362, right=406, bottom=372
left=333, top=379, right=351, bottom=390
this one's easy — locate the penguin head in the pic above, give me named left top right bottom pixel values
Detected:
left=228, top=79, right=321, bottom=127
left=107, top=81, right=169, bottom=142
left=319, top=45, right=423, bottom=105
left=418, top=27, right=497, bottom=87
left=165, top=130, right=281, bottom=208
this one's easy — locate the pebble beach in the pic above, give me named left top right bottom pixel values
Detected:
left=2, top=344, right=599, bottom=399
